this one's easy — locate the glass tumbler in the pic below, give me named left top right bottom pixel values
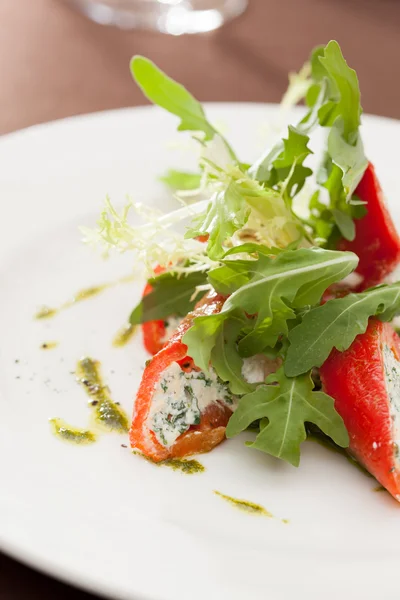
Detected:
left=68, top=0, right=248, bottom=34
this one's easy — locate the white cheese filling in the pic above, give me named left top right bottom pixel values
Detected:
left=148, top=363, right=238, bottom=448
left=383, top=344, right=400, bottom=457
left=241, top=354, right=278, bottom=384
left=147, top=352, right=279, bottom=449
left=161, top=316, right=183, bottom=344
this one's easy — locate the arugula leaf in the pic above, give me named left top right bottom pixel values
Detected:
left=318, top=41, right=361, bottom=140
left=306, top=190, right=336, bottom=245
left=131, top=56, right=236, bottom=160
left=183, top=247, right=358, bottom=366
left=181, top=312, right=226, bottom=372
left=327, top=118, right=368, bottom=199
left=217, top=248, right=358, bottom=355
left=226, top=368, right=349, bottom=466
left=208, top=244, right=284, bottom=295
left=331, top=208, right=355, bottom=241
left=250, top=50, right=331, bottom=191
left=208, top=261, right=252, bottom=295
left=307, top=46, right=327, bottom=85
left=306, top=41, right=368, bottom=242
left=129, top=270, right=207, bottom=325
left=224, top=243, right=283, bottom=257
left=285, top=283, right=400, bottom=376
left=274, top=126, right=313, bottom=199
left=309, top=160, right=365, bottom=246
left=211, top=317, right=254, bottom=395
left=160, top=169, right=201, bottom=191
left=250, top=126, right=313, bottom=197
left=131, top=56, right=217, bottom=140
left=254, top=41, right=367, bottom=245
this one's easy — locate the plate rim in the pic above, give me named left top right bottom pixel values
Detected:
left=1, top=102, right=399, bottom=146
left=1, top=101, right=400, bottom=600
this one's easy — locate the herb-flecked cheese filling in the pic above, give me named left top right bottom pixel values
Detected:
left=148, top=363, right=238, bottom=448
left=383, top=344, right=400, bottom=457
left=161, top=316, right=182, bottom=345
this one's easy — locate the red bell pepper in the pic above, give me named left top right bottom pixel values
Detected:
left=339, top=162, right=400, bottom=290
left=141, top=237, right=210, bottom=355
left=320, top=319, right=400, bottom=501
left=141, top=265, right=168, bottom=355
left=130, top=291, right=232, bottom=462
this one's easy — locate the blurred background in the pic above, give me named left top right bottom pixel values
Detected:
left=1, top=0, right=399, bottom=597
left=0, top=0, right=400, bottom=136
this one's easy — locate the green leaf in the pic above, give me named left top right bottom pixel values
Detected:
left=300, top=41, right=368, bottom=244
left=238, top=309, right=294, bottom=357
left=308, top=46, right=327, bottom=83
left=186, top=180, right=251, bottom=260
left=327, top=119, right=368, bottom=199
left=250, top=125, right=313, bottom=196
left=211, top=317, right=254, bottom=395
left=185, top=247, right=358, bottom=366
left=331, top=208, right=355, bottom=241
left=285, top=283, right=400, bottom=376
left=226, top=368, right=349, bottom=466
left=181, top=312, right=226, bottom=373
left=208, top=244, right=283, bottom=295
left=318, top=40, right=361, bottom=141
left=129, top=270, right=208, bottom=325
left=223, top=243, right=283, bottom=258
left=314, top=42, right=367, bottom=212
left=208, top=262, right=252, bottom=295
left=219, top=248, right=358, bottom=355
left=131, top=56, right=236, bottom=161
left=308, top=145, right=365, bottom=245
left=160, top=169, right=201, bottom=191
left=131, top=56, right=217, bottom=140
left=185, top=158, right=308, bottom=260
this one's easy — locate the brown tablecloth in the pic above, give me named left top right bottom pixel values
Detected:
left=1, top=0, right=400, bottom=136
left=1, top=0, right=399, bottom=597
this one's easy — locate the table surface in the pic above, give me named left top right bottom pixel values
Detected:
left=1, top=0, right=400, bottom=597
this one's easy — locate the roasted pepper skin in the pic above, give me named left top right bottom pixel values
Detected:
left=141, top=265, right=167, bottom=355
left=320, top=319, right=400, bottom=501
left=142, top=318, right=166, bottom=356
left=141, top=236, right=210, bottom=355
left=130, top=292, right=231, bottom=462
left=339, top=163, right=400, bottom=289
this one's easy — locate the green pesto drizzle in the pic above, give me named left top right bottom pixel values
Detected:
left=36, top=306, right=57, bottom=319
left=214, top=491, right=272, bottom=517
left=76, top=357, right=129, bottom=433
left=40, top=341, right=58, bottom=350
left=34, top=274, right=135, bottom=320
left=161, top=458, right=205, bottom=474
left=113, top=323, right=137, bottom=347
left=49, top=417, right=96, bottom=444
left=132, top=451, right=205, bottom=474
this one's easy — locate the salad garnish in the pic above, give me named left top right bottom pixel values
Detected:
left=86, top=40, right=400, bottom=501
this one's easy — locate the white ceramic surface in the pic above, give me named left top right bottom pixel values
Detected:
left=1, top=105, right=400, bottom=600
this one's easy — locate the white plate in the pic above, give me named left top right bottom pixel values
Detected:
left=1, top=104, right=400, bottom=600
